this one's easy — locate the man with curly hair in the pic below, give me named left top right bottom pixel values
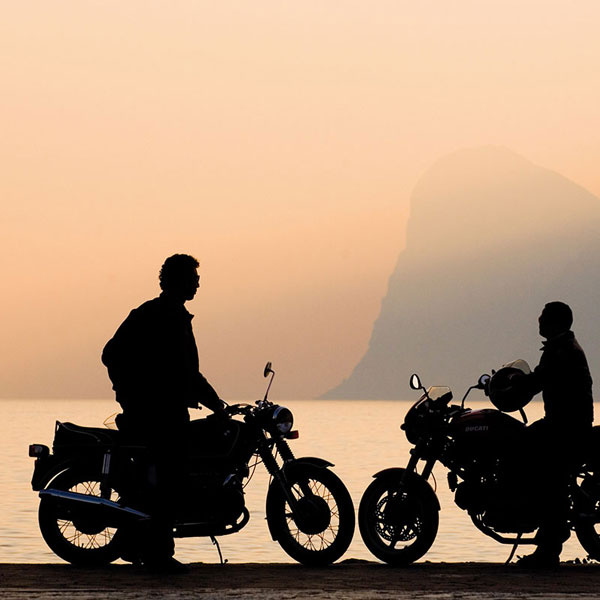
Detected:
left=103, top=253, right=225, bottom=572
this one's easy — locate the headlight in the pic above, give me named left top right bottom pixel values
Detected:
left=272, top=406, right=293, bottom=435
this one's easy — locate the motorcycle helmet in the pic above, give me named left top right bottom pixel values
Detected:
left=488, top=359, right=535, bottom=413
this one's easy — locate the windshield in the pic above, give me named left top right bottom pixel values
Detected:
left=409, top=385, right=453, bottom=413
left=426, top=386, right=452, bottom=402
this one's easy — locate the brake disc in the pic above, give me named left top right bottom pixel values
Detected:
left=375, top=494, right=421, bottom=542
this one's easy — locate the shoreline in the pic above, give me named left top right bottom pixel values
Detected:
left=1, top=561, right=600, bottom=598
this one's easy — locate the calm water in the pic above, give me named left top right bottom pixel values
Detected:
left=0, top=398, right=588, bottom=564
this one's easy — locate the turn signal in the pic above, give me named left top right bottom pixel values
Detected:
left=285, top=431, right=299, bottom=439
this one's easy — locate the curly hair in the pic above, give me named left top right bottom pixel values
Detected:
left=159, top=254, right=200, bottom=291
left=542, top=301, right=573, bottom=331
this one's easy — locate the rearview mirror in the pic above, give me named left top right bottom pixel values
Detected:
left=477, top=374, right=491, bottom=389
left=409, top=373, right=422, bottom=390
left=264, top=362, right=273, bottom=378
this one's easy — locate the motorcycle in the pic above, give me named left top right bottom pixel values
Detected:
left=29, top=362, right=355, bottom=566
left=358, top=361, right=600, bottom=565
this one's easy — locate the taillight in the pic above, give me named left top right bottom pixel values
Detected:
left=285, top=430, right=299, bottom=440
left=29, top=444, right=49, bottom=458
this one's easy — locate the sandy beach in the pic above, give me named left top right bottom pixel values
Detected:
left=2, top=561, right=600, bottom=599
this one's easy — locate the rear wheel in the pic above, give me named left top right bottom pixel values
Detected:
left=359, top=474, right=439, bottom=565
left=267, top=465, right=355, bottom=566
left=39, top=468, right=124, bottom=566
left=575, top=472, right=600, bottom=559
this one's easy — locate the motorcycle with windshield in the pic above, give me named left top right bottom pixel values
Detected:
left=29, top=363, right=355, bottom=566
left=358, top=360, right=600, bottom=565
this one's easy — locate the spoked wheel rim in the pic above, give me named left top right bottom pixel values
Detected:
left=39, top=468, right=125, bottom=565
left=58, top=480, right=120, bottom=550
left=284, top=477, right=341, bottom=553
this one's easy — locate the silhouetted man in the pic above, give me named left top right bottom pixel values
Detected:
left=102, top=253, right=225, bottom=572
left=518, top=301, right=593, bottom=568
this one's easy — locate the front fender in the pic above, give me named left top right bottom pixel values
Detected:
left=372, top=467, right=440, bottom=512
left=372, top=467, right=409, bottom=479
left=265, top=456, right=334, bottom=541
left=282, top=456, right=334, bottom=473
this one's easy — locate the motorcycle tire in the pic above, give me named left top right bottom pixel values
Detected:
left=38, top=467, right=125, bottom=566
left=267, top=464, right=355, bottom=566
left=359, top=473, right=438, bottom=566
left=575, top=473, right=600, bottom=560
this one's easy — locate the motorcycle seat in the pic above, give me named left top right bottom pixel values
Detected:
left=53, top=421, right=120, bottom=452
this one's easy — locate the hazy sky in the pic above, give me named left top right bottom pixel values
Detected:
left=2, top=1, right=599, bottom=399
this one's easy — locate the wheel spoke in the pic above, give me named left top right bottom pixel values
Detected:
left=281, top=475, right=344, bottom=552
left=58, top=520, right=70, bottom=534
left=47, top=474, right=120, bottom=553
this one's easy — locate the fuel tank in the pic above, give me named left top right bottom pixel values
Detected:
left=449, top=408, right=525, bottom=460
left=188, top=418, right=255, bottom=470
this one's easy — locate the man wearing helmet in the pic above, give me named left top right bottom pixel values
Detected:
left=102, top=253, right=226, bottom=572
left=517, top=301, right=593, bottom=568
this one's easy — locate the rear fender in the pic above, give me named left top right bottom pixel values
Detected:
left=372, top=467, right=440, bottom=511
left=31, top=456, right=79, bottom=491
left=265, top=456, right=334, bottom=541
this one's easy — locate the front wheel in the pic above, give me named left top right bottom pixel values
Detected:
left=38, top=467, right=125, bottom=566
left=267, top=465, right=355, bottom=566
left=359, top=473, right=439, bottom=565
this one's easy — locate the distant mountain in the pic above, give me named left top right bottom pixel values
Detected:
left=323, top=146, right=600, bottom=398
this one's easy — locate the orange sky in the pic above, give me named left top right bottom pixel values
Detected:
left=2, top=2, right=599, bottom=398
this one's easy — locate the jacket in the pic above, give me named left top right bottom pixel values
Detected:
left=102, top=294, right=221, bottom=422
left=526, top=330, right=593, bottom=428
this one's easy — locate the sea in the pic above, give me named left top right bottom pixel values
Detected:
left=0, top=397, right=589, bottom=564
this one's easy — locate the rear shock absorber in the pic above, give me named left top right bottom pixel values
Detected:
left=100, top=450, right=112, bottom=499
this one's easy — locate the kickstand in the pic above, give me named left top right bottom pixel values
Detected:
left=505, top=533, right=522, bottom=565
left=211, top=535, right=227, bottom=565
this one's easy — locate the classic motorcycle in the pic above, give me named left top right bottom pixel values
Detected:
left=358, top=361, right=600, bottom=565
left=29, top=363, right=355, bottom=566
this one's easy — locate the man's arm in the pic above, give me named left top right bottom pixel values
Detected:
left=522, top=365, right=544, bottom=397
left=191, top=372, right=226, bottom=414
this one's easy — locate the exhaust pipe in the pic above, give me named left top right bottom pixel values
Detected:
left=40, top=489, right=150, bottom=523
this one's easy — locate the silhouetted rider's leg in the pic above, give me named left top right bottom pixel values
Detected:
left=518, top=419, right=587, bottom=567
left=117, top=411, right=189, bottom=570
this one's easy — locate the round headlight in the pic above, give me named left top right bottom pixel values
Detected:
left=272, top=406, right=293, bottom=435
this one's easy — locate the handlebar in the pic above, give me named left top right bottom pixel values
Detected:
left=225, top=403, right=253, bottom=417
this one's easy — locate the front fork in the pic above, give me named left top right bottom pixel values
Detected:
left=400, top=447, right=437, bottom=486
left=259, top=436, right=302, bottom=510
